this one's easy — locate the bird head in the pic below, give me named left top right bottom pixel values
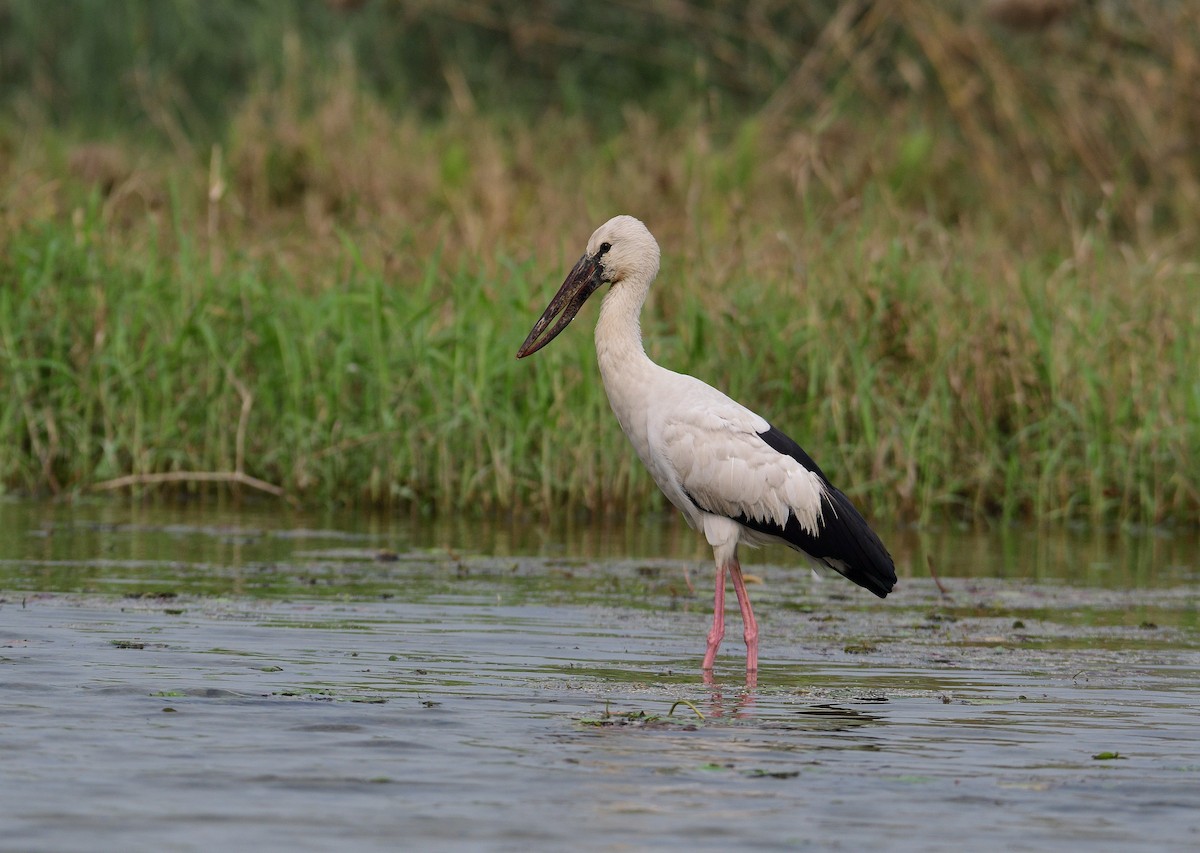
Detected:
left=516, top=215, right=660, bottom=358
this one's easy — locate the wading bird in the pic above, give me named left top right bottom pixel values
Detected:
left=517, top=216, right=896, bottom=676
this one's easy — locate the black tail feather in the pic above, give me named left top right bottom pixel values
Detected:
left=809, top=487, right=897, bottom=598
left=735, top=485, right=896, bottom=598
left=740, top=424, right=898, bottom=598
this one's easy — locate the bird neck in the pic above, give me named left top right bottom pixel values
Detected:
left=593, top=277, right=659, bottom=450
left=594, top=278, right=654, bottom=379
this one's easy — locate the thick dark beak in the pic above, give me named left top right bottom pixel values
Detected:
left=516, top=253, right=603, bottom=358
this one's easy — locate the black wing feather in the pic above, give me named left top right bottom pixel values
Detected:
left=713, top=424, right=897, bottom=599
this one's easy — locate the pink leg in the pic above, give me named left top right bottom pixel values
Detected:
left=728, top=558, right=759, bottom=674
left=701, top=562, right=727, bottom=671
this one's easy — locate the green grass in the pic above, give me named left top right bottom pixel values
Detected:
left=0, top=203, right=637, bottom=516
left=1, top=173, right=1195, bottom=527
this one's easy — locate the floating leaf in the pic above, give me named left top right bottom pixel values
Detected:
left=844, top=642, right=878, bottom=654
left=744, top=769, right=800, bottom=779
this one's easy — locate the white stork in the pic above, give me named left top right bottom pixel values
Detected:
left=517, top=215, right=896, bottom=675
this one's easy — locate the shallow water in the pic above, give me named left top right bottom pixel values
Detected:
left=2, top=501, right=1198, bottom=851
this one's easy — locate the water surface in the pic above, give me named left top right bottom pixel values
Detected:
left=2, top=501, right=1197, bottom=851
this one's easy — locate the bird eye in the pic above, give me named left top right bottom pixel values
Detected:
left=599, top=242, right=612, bottom=255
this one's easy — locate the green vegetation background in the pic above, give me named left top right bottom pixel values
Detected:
left=0, top=0, right=1196, bottom=527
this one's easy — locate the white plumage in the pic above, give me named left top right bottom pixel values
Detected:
left=518, top=215, right=896, bottom=678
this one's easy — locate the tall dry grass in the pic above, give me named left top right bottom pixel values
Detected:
left=0, top=1, right=1196, bottom=526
